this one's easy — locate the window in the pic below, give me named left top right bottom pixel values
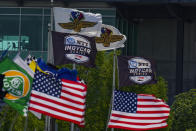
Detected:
left=0, top=7, right=116, bottom=61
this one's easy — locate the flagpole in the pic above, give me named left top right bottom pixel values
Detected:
left=47, top=0, right=54, bottom=64
left=70, top=63, right=76, bottom=131
left=111, top=49, right=116, bottom=131
left=116, top=53, right=119, bottom=90
left=106, top=49, right=116, bottom=131
left=45, top=116, right=48, bottom=131
left=48, top=116, right=51, bottom=131
left=46, top=0, right=54, bottom=131
left=0, top=45, right=11, bottom=61
left=24, top=113, right=28, bottom=131
left=9, top=112, right=19, bottom=131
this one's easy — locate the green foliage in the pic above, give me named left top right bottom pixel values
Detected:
left=119, top=76, right=168, bottom=102
left=0, top=105, right=45, bottom=131
left=0, top=105, right=17, bottom=131
left=0, top=51, right=169, bottom=131
left=58, top=51, right=169, bottom=131
left=169, top=89, right=196, bottom=131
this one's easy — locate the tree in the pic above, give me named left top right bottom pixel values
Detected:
left=58, top=51, right=169, bottom=131
left=0, top=105, right=45, bottom=131
left=0, top=51, right=169, bottom=131
left=169, top=89, right=196, bottom=131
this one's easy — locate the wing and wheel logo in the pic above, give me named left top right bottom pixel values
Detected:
left=95, top=27, right=124, bottom=47
left=58, top=11, right=97, bottom=32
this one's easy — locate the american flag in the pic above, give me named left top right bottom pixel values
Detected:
left=108, top=90, right=170, bottom=130
left=29, top=70, right=87, bottom=126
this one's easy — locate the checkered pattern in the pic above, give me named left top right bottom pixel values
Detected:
left=25, top=55, right=37, bottom=65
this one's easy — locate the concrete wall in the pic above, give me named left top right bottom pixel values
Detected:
left=184, top=21, right=196, bottom=91
left=137, top=19, right=196, bottom=104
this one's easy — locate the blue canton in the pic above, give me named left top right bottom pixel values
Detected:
left=32, top=70, right=62, bottom=97
left=113, top=90, right=137, bottom=113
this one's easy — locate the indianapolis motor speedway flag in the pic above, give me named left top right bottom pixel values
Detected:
left=53, top=7, right=102, bottom=37
left=108, top=90, right=170, bottom=130
left=118, top=56, right=156, bottom=87
left=0, top=57, right=33, bottom=116
left=95, top=24, right=126, bottom=51
left=52, top=31, right=97, bottom=67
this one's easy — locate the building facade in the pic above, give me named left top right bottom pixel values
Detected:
left=0, top=0, right=196, bottom=105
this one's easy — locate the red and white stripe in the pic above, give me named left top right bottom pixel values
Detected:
left=108, top=94, right=170, bottom=130
left=29, top=79, right=87, bottom=127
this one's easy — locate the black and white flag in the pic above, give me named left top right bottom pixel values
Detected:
left=52, top=31, right=97, bottom=67
left=118, top=56, right=156, bottom=87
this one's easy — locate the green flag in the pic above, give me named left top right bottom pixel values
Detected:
left=0, top=57, right=33, bottom=116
